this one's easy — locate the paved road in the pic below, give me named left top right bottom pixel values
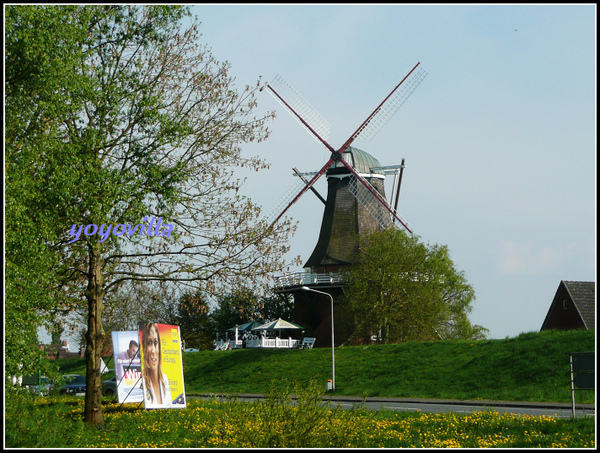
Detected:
left=327, top=397, right=595, bottom=419
left=189, top=393, right=595, bottom=419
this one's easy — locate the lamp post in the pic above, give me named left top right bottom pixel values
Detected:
left=300, top=286, right=335, bottom=392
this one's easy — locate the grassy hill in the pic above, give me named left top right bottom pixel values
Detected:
left=58, top=329, right=594, bottom=404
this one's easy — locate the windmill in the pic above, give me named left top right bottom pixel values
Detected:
left=265, top=63, right=427, bottom=346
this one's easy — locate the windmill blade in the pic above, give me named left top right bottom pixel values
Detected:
left=266, top=75, right=335, bottom=153
left=265, top=157, right=336, bottom=228
left=338, top=157, right=413, bottom=233
left=348, top=175, right=413, bottom=232
left=338, top=62, right=427, bottom=153
left=264, top=178, right=307, bottom=226
left=348, top=175, right=394, bottom=229
left=355, top=64, right=427, bottom=142
left=293, top=167, right=326, bottom=205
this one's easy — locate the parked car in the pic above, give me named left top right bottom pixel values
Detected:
left=102, top=376, right=117, bottom=396
left=60, top=374, right=86, bottom=396
left=183, top=348, right=199, bottom=352
left=22, top=375, right=52, bottom=396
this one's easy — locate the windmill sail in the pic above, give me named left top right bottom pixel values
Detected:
left=338, top=156, right=413, bottom=233
left=264, top=178, right=308, bottom=226
left=347, top=174, right=412, bottom=232
left=267, top=75, right=332, bottom=145
left=347, top=175, right=393, bottom=229
left=353, top=64, right=428, bottom=143
left=264, top=157, right=335, bottom=227
left=263, top=64, right=425, bottom=235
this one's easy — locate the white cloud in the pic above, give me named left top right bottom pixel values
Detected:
left=497, top=240, right=565, bottom=276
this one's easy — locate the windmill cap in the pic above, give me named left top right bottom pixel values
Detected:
left=331, top=146, right=384, bottom=176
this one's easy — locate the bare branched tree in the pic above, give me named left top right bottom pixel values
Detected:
left=6, top=5, right=296, bottom=424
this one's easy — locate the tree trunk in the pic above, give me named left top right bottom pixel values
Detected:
left=84, top=248, right=105, bottom=425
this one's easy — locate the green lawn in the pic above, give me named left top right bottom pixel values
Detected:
left=59, top=329, right=594, bottom=404
left=7, top=330, right=594, bottom=448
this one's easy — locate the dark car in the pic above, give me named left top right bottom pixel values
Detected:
left=102, top=376, right=117, bottom=396
left=22, top=375, right=52, bottom=396
left=60, top=374, right=86, bottom=396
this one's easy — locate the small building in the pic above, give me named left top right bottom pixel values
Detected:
left=540, top=281, right=595, bottom=331
left=40, top=340, right=86, bottom=359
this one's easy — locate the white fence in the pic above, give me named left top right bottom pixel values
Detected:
left=215, top=338, right=300, bottom=350
left=246, top=337, right=300, bottom=349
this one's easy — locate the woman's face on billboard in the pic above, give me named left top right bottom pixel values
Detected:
left=146, top=324, right=160, bottom=373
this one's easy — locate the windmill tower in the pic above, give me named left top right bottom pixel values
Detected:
left=303, top=146, right=389, bottom=273
left=265, top=63, right=427, bottom=346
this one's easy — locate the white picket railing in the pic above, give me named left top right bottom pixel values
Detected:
left=245, top=337, right=300, bottom=349
left=215, top=337, right=300, bottom=349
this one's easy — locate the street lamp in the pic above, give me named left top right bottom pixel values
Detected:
left=300, top=286, right=335, bottom=392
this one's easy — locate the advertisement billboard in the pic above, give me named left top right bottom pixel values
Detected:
left=111, top=331, right=144, bottom=403
left=138, top=322, right=186, bottom=409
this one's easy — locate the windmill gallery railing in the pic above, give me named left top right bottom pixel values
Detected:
left=273, top=270, right=431, bottom=290
left=273, top=271, right=345, bottom=289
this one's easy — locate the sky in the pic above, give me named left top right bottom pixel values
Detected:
left=188, top=4, right=596, bottom=340
left=39, top=4, right=596, bottom=346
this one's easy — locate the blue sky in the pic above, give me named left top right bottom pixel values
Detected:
left=189, top=4, right=596, bottom=340
left=40, top=4, right=595, bottom=346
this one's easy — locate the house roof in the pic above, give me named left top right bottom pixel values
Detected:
left=563, top=281, right=595, bottom=329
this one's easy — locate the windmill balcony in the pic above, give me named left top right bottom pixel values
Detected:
left=273, top=271, right=345, bottom=289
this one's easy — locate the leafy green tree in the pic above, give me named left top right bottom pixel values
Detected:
left=177, top=289, right=215, bottom=350
left=211, top=289, right=263, bottom=339
left=256, top=292, right=296, bottom=324
left=5, top=5, right=295, bottom=424
left=343, top=228, right=487, bottom=344
left=5, top=5, right=95, bottom=388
